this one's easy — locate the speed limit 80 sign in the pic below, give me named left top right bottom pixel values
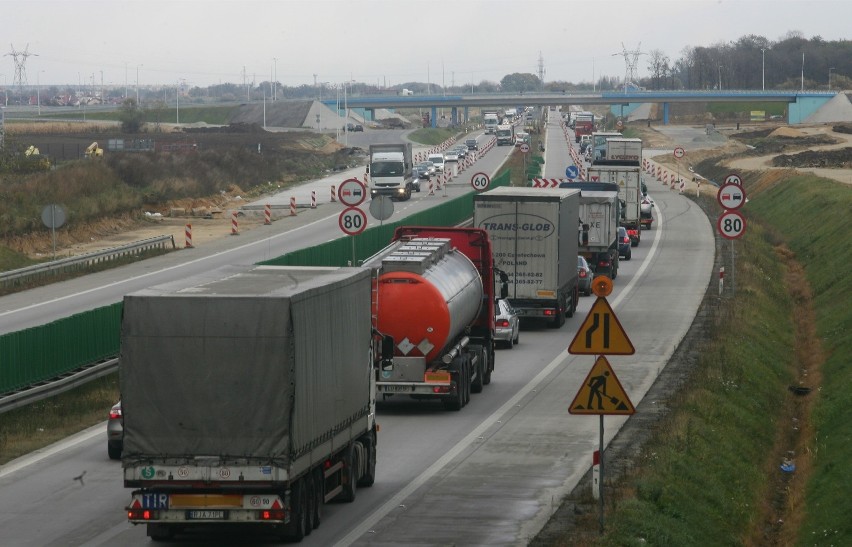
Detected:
left=717, top=210, right=746, bottom=240
left=339, top=207, right=367, bottom=236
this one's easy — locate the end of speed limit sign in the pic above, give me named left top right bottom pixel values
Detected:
left=339, top=207, right=367, bottom=236
left=717, top=210, right=746, bottom=240
left=470, top=172, right=491, bottom=192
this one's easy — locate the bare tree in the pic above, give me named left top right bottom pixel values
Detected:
left=647, top=49, right=671, bottom=90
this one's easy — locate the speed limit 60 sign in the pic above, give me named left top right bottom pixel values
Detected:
left=470, top=172, right=490, bottom=192
left=339, top=207, right=367, bottom=236
left=717, top=210, right=746, bottom=240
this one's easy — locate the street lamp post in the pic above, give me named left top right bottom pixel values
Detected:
left=136, top=64, right=143, bottom=104
left=761, top=48, right=767, bottom=90
left=718, top=65, right=722, bottom=91
left=829, top=67, right=835, bottom=91
left=37, top=70, right=45, bottom=116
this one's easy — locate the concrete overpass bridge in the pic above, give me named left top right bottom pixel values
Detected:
left=321, top=90, right=838, bottom=126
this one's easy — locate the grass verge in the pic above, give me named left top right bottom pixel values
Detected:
left=0, top=373, right=119, bottom=465
left=537, top=169, right=849, bottom=545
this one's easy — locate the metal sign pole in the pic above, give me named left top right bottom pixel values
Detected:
left=351, top=235, right=356, bottom=266
left=731, top=240, right=736, bottom=295
left=599, top=413, right=605, bottom=534
left=51, top=206, right=57, bottom=260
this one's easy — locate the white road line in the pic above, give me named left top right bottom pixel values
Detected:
left=335, top=202, right=666, bottom=546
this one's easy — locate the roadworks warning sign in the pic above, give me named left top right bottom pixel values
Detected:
left=569, top=356, right=635, bottom=415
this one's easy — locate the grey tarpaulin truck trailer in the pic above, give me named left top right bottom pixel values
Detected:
left=121, top=265, right=377, bottom=542
left=473, top=187, right=580, bottom=328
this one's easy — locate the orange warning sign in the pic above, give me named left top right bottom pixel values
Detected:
left=569, top=356, right=635, bottom=415
left=568, top=297, right=635, bottom=355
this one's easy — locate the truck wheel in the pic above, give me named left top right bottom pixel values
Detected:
left=442, top=365, right=464, bottom=411
left=461, top=358, right=471, bottom=406
left=471, top=347, right=484, bottom=394
left=550, top=297, right=566, bottom=328
left=287, top=479, right=309, bottom=541
left=483, top=347, right=493, bottom=385
left=566, top=290, right=576, bottom=318
left=147, top=524, right=174, bottom=541
left=338, top=443, right=359, bottom=503
left=304, top=476, right=315, bottom=535
left=312, top=468, right=323, bottom=529
left=356, top=433, right=377, bottom=488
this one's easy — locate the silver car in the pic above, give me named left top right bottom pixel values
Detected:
left=107, top=401, right=123, bottom=460
left=494, top=299, right=520, bottom=349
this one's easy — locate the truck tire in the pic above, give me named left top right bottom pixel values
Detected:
left=550, top=297, right=566, bottom=329
left=470, top=346, right=484, bottom=394
left=356, top=432, right=377, bottom=488
left=338, top=443, right=359, bottom=503
left=442, top=363, right=465, bottom=411
left=566, top=289, right=576, bottom=318
left=304, top=476, right=315, bottom=535
left=483, top=346, right=493, bottom=385
left=312, top=468, right=323, bottom=529
left=287, top=479, right=309, bottom=541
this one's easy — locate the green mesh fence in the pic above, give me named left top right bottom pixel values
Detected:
left=1, top=171, right=510, bottom=395
left=0, top=303, right=122, bottom=393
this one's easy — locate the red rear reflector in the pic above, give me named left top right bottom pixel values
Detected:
left=261, top=510, right=286, bottom=520
left=432, top=385, right=451, bottom=394
left=544, top=310, right=554, bottom=316
left=128, top=509, right=154, bottom=520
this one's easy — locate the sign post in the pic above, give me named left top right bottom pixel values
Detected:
left=567, top=276, right=635, bottom=534
left=717, top=173, right=746, bottom=295
left=339, top=206, right=367, bottom=265
left=673, top=147, right=685, bottom=190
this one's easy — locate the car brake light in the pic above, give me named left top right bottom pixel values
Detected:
left=496, top=319, right=510, bottom=327
left=598, top=260, right=610, bottom=268
left=579, top=270, right=587, bottom=278
left=110, top=408, right=122, bottom=419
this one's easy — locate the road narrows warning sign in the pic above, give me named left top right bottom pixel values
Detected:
left=569, top=356, right=635, bottom=415
left=568, top=297, right=635, bottom=355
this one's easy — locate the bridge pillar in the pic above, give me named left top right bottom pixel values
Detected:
left=663, top=102, right=670, bottom=125
left=464, top=106, right=469, bottom=123
left=431, top=106, right=437, bottom=128
left=451, top=107, right=458, bottom=126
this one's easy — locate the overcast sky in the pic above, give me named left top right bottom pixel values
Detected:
left=3, top=0, right=849, bottom=90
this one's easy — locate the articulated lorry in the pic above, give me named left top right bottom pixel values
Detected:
left=589, top=131, right=623, bottom=163
left=590, top=137, right=644, bottom=244
left=563, top=185, right=620, bottom=280
left=474, top=188, right=580, bottom=328
left=121, top=265, right=378, bottom=542
left=367, top=143, right=415, bottom=201
left=484, top=112, right=499, bottom=134
left=363, top=226, right=504, bottom=411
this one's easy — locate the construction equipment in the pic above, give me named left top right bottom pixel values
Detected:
left=84, top=142, right=103, bottom=158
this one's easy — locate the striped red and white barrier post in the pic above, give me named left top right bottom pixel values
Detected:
left=311, top=191, right=316, bottom=209
left=264, top=204, right=271, bottom=225
left=331, top=185, right=337, bottom=202
left=231, top=212, right=239, bottom=235
left=290, top=196, right=297, bottom=216
left=185, top=224, right=193, bottom=248
left=428, top=180, right=435, bottom=196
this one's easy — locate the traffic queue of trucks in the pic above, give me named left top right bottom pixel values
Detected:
left=116, top=127, right=631, bottom=541
left=589, top=137, right=644, bottom=245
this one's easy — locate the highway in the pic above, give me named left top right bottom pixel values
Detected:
left=0, top=119, right=714, bottom=545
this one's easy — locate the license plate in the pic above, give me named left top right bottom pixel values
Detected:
left=186, top=510, right=227, bottom=520
left=382, top=384, right=410, bottom=393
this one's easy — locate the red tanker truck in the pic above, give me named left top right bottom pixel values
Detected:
left=364, top=226, right=506, bottom=411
